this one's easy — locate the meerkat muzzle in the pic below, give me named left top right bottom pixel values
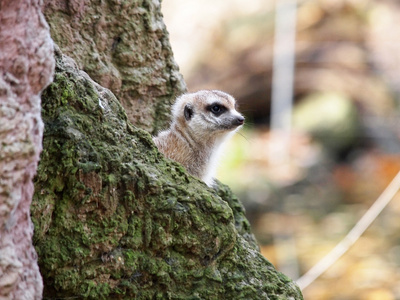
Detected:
left=235, top=116, right=245, bottom=126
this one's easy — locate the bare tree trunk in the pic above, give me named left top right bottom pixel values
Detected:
left=0, top=0, right=54, bottom=299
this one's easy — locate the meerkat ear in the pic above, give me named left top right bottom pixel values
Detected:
left=184, top=104, right=194, bottom=121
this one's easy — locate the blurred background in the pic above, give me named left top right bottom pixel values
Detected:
left=162, top=0, right=400, bottom=299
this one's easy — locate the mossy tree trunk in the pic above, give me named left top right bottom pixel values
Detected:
left=30, top=0, right=303, bottom=299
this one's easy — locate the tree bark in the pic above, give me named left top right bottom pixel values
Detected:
left=33, top=48, right=302, bottom=298
left=42, top=0, right=186, bottom=133
left=30, top=0, right=303, bottom=299
left=0, top=0, right=54, bottom=299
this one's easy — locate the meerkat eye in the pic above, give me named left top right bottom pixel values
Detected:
left=208, top=103, right=226, bottom=116
left=211, top=105, right=221, bottom=113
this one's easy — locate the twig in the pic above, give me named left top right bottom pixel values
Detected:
left=296, top=169, right=400, bottom=290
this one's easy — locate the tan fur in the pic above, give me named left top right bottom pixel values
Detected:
left=153, top=90, right=244, bottom=186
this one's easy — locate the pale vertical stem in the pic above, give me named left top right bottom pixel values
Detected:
left=269, top=0, right=299, bottom=280
left=269, top=0, right=297, bottom=164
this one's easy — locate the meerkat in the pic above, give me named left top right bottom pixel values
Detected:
left=153, top=90, right=244, bottom=186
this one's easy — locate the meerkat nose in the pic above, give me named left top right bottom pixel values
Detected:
left=235, top=116, right=245, bottom=126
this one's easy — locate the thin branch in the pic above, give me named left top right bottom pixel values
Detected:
left=296, top=169, right=400, bottom=290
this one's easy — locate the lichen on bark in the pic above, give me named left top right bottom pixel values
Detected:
left=32, top=48, right=302, bottom=299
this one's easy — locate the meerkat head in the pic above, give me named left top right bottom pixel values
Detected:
left=172, top=90, right=245, bottom=139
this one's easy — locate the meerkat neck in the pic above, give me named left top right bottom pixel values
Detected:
left=171, top=122, right=218, bottom=180
left=172, top=122, right=199, bottom=150
left=202, top=132, right=234, bottom=186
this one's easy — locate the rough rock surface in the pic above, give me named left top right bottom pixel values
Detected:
left=32, top=48, right=303, bottom=299
left=42, top=0, right=187, bottom=133
left=0, top=0, right=54, bottom=299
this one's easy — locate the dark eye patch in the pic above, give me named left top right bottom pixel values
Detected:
left=207, top=103, right=227, bottom=116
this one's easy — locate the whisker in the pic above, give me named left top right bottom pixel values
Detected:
left=237, top=131, right=250, bottom=143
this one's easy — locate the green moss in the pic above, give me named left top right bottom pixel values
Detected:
left=32, top=50, right=302, bottom=299
left=81, top=281, right=111, bottom=299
